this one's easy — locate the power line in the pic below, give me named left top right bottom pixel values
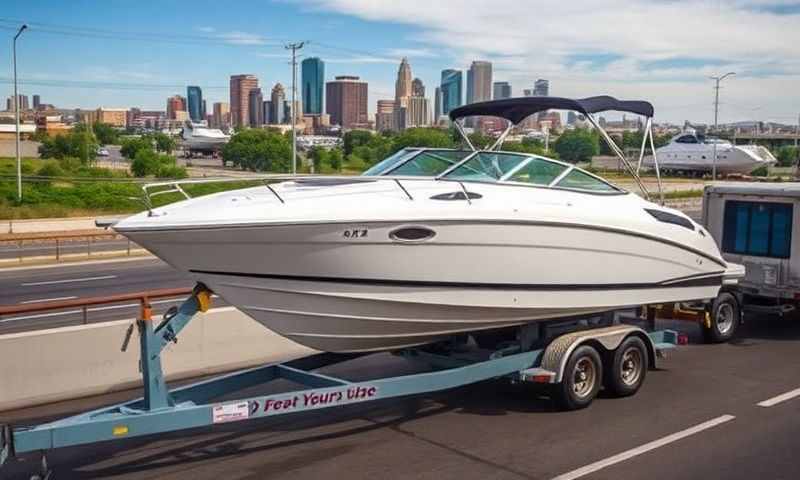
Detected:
left=0, top=78, right=228, bottom=91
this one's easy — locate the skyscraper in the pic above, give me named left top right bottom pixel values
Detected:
left=248, top=88, right=264, bottom=127
left=32, top=94, right=41, bottom=110
left=493, top=81, right=512, bottom=100
left=325, top=76, right=368, bottom=129
left=166, top=95, right=186, bottom=120
left=466, top=61, right=492, bottom=104
left=412, top=78, right=425, bottom=97
left=230, top=74, right=259, bottom=128
left=212, top=102, right=229, bottom=129
left=434, top=87, right=442, bottom=122
left=440, top=69, right=462, bottom=115
left=395, top=58, right=413, bottom=104
left=301, top=57, right=325, bottom=115
left=405, top=97, right=429, bottom=128
left=534, top=78, right=549, bottom=97
left=186, top=86, right=203, bottom=122
left=271, top=83, right=286, bottom=124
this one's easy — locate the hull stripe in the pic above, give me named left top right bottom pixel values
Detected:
left=191, top=269, right=724, bottom=291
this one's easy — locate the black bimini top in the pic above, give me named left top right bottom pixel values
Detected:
left=449, top=95, right=654, bottom=124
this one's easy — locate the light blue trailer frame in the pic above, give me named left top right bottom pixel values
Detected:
left=1, top=286, right=677, bottom=469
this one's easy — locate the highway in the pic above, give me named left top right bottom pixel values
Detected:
left=0, top=237, right=136, bottom=261
left=1, top=315, right=799, bottom=479
left=0, top=258, right=198, bottom=333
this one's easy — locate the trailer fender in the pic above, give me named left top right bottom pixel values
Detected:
left=539, top=325, right=656, bottom=384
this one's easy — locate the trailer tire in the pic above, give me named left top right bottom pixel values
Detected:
left=552, top=345, right=602, bottom=411
left=703, top=292, right=739, bottom=343
left=604, top=336, right=648, bottom=397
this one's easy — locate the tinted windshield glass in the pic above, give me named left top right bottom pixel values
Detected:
left=390, top=150, right=472, bottom=176
left=555, top=169, right=617, bottom=192
left=444, top=152, right=528, bottom=181
left=362, top=149, right=419, bottom=176
left=507, top=157, right=568, bottom=185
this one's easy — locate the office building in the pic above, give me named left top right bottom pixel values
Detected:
left=230, top=74, right=259, bottom=128
left=434, top=87, right=442, bottom=123
left=248, top=88, right=264, bottom=127
left=166, top=95, right=186, bottom=120
left=301, top=57, right=325, bottom=115
left=375, top=100, right=396, bottom=132
left=6, top=94, right=29, bottom=112
left=395, top=58, right=413, bottom=104
left=187, top=86, right=203, bottom=122
left=271, top=83, right=286, bottom=124
left=325, top=76, right=368, bottom=129
left=534, top=78, right=549, bottom=97
left=493, top=81, right=512, bottom=100
left=95, top=108, right=128, bottom=127
left=405, top=96, right=429, bottom=128
left=440, top=69, right=462, bottom=115
left=412, top=78, right=425, bottom=98
left=466, top=61, right=492, bottom=104
left=212, top=102, right=230, bottom=129
left=32, top=95, right=41, bottom=110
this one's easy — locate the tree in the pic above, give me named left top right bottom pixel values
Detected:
left=775, top=146, right=799, bottom=167
left=343, top=130, right=374, bottom=156
left=92, top=122, right=119, bottom=145
left=37, top=123, right=98, bottom=164
left=308, top=146, right=329, bottom=172
left=130, top=148, right=183, bottom=177
left=553, top=128, right=599, bottom=163
left=120, top=137, right=152, bottom=159
left=391, top=127, right=454, bottom=153
left=328, top=148, right=343, bottom=171
left=221, top=129, right=292, bottom=172
left=147, top=132, right=177, bottom=154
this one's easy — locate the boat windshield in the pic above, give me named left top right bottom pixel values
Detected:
left=363, top=149, right=473, bottom=177
left=443, top=151, right=620, bottom=192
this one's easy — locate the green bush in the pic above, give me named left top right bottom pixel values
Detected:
left=751, top=165, right=769, bottom=177
left=775, top=146, right=799, bottom=167
left=120, top=137, right=153, bottom=159
left=156, top=165, right=188, bottom=179
left=37, top=123, right=98, bottom=164
left=222, top=129, right=292, bottom=172
left=36, top=161, right=65, bottom=178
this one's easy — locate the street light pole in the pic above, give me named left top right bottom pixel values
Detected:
left=13, top=24, right=27, bottom=203
left=710, top=71, right=735, bottom=181
left=285, top=41, right=305, bottom=175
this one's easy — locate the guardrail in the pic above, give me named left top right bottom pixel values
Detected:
left=0, top=232, right=142, bottom=264
left=0, top=287, right=193, bottom=326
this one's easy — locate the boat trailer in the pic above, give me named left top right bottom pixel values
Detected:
left=1, top=284, right=678, bottom=473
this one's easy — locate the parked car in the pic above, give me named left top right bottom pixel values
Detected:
left=96, top=148, right=110, bottom=157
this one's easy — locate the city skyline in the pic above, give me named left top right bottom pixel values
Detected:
left=2, top=1, right=799, bottom=124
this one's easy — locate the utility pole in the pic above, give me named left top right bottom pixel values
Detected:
left=710, top=72, right=735, bottom=181
left=285, top=41, right=305, bottom=175
left=13, top=24, right=27, bottom=203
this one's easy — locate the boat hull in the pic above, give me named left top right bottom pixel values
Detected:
left=120, top=220, right=727, bottom=352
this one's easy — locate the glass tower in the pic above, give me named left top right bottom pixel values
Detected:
left=301, top=57, right=325, bottom=115
left=186, top=86, right=203, bottom=122
left=440, top=69, right=463, bottom=115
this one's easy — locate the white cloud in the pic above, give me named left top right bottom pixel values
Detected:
left=297, top=0, right=800, bottom=122
left=387, top=47, right=439, bottom=59
left=218, top=31, right=269, bottom=46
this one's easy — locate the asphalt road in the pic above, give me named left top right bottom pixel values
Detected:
left=1, top=315, right=799, bottom=480
left=0, top=258, right=198, bottom=333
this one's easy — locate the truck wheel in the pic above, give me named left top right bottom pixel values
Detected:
left=604, top=336, right=648, bottom=397
left=703, top=292, right=739, bottom=343
left=552, top=345, right=602, bottom=410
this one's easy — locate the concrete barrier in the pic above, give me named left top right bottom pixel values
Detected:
left=0, top=307, right=314, bottom=412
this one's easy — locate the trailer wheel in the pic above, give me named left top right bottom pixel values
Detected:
left=604, top=336, right=648, bottom=397
left=552, top=345, right=602, bottom=410
left=703, top=292, right=739, bottom=343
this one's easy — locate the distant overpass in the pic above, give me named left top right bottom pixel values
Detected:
left=728, top=132, right=800, bottom=148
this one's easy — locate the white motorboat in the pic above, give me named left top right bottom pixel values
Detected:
left=114, top=96, right=744, bottom=352
left=644, top=129, right=776, bottom=175
left=181, top=121, right=230, bottom=152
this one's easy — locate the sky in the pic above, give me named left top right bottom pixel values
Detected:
left=1, top=0, right=800, bottom=124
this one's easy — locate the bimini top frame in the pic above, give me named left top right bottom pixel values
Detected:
left=448, top=95, right=664, bottom=204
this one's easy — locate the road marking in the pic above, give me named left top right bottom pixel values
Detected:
left=20, top=296, right=78, bottom=304
left=20, top=275, right=117, bottom=286
left=551, top=415, right=736, bottom=480
left=757, top=387, right=800, bottom=407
